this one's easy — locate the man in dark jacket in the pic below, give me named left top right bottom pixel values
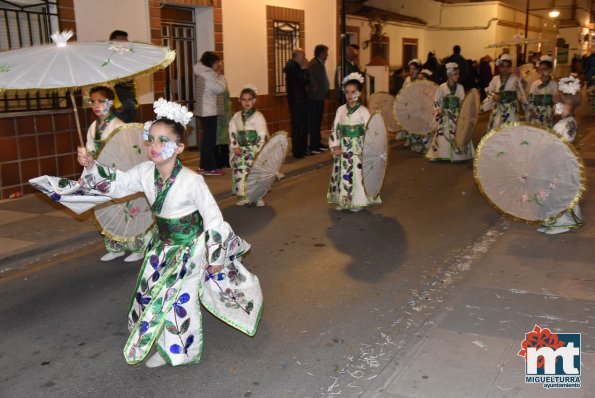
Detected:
left=284, top=48, right=310, bottom=158
left=109, top=30, right=138, bottom=122
left=307, top=44, right=330, bottom=153
left=335, top=44, right=361, bottom=103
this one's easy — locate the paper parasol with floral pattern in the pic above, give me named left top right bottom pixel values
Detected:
left=0, top=31, right=175, bottom=145
left=93, top=123, right=154, bottom=242
left=244, top=131, right=288, bottom=203
left=363, top=112, right=388, bottom=200
left=474, top=123, right=585, bottom=224
left=368, top=91, right=400, bottom=132
left=393, top=80, right=439, bottom=136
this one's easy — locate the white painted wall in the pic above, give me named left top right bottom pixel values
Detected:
left=221, top=0, right=337, bottom=96
left=73, top=0, right=153, bottom=104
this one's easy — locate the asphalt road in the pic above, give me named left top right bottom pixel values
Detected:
left=0, top=134, right=505, bottom=398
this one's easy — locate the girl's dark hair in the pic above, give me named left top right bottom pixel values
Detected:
left=344, top=79, right=363, bottom=92
left=152, top=118, right=186, bottom=142
left=200, top=51, right=221, bottom=68
left=539, top=60, right=553, bottom=69
left=240, top=87, right=257, bottom=99
left=409, top=61, right=421, bottom=70
left=89, top=86, right=115, bottom=101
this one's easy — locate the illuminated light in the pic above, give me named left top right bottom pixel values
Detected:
left=549, top=9, right=560, bottom=18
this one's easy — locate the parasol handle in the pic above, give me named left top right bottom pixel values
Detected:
left=70, top=92, right=84, bottom=147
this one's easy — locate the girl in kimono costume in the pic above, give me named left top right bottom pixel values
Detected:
left=528, top=56, right=559, bottom=128
left=229, top=85, right=269, bottom=207
left=484, top=53, right=528, bottom=131
left=539, top=76, right=583, bottom=235
left=398, top=59, right=432, bottom=153
left=85, top=86, right=147, bottom=263
left=74, top=99, right=263, bottom=367
left=328, top=73, right=381, bottom=212
left=426, top=63, right=475, bottom=162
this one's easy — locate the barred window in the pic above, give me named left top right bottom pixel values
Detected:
left=0, top=0, right=67, bottom=112
left=273, top=20, right=300, bottom=94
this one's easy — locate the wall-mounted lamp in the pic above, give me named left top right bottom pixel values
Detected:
left=549, top=9, right=560, bottom=18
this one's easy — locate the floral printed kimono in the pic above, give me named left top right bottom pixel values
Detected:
left=327, top=103, right=381, bottom=209
left=528, top=79, right=558, bottom=128
left=542, top=115, right=583, bottom=230
left=44, top=160, right=263, bottom=366
left=426, top=82, right=474, bottom=162
left=486, top=74, right=527, bottom=131
left=85, top=114, right=148, bottom=253
left=398, top=76, right=431, bottom=152
left=229, top=108, right=268, bottom=197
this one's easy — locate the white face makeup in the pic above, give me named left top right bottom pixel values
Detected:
left=145, top=123, right=181, bottom=163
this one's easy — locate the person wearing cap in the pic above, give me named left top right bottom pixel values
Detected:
left=528, top=55, right=559, bottom=128
left=538, top=76, right=583, bottom=235
left=484, top=53, right=528, bottom=131
left=426, top=63, right=474, bottom=162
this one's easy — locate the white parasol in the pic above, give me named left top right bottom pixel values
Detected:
left=474, top=123, right=585, bottom=224
left=93, top=124, right=154, bottom=242
left=0, top=31, right=175, bottom=145
left=244, top=131, right=288, bottom=203
left=368, top=91, right=400, bottom=132
left=394, top=80, right=438, bottom=136
left=363, top=112, right=388, bottom=199
left=455, top=88, right=480, bottom=152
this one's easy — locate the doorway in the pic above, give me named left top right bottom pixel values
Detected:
left=402, top=38, right=418, bottom=67
left=161, top=5, right=197, bottom=107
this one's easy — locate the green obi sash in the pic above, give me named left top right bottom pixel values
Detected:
left=500, top=91, right=517, bottom=104
left=530, top=94, right=553, bottom=106
left=155, top=211, right=204, bottom=245
left=338, top=124, right=365, bottom=138
left=441, top=95, right=460, bottom=110
left=236, top=130, right=259, bottom=147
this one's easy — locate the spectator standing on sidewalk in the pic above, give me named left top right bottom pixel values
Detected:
left=334, top=44, right=361, bottom=103
left=194, top=51, right=227, bottom=176
left=284, top=48, right=310, bottom=159
left=307, top=44, right=330, bottom=154
left=109, top=30, right=138, bottom=123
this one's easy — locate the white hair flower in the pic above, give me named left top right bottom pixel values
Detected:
left=143, top=98, right=193, bottom=139
left=408, top=59, right=421, bottom=66
left=495, top=53, right=512, bottom=66
left=445, top=62, right=459, bottom=75
left=558, top=76, right=581, bottom=95
left=242, top=83, right=258, bottom=96
left=342, top=72, right=365, bottom=86
left=421, top=69, right=433, bottom=76
left=540, top=55, right=553, bottom=63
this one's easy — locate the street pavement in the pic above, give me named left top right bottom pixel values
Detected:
left=0, top=109, right=594, bottom=398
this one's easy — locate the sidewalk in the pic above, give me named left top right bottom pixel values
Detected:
left=360, top=121, right=595, bottom=396
left=0, top=141, right=335, bottom=272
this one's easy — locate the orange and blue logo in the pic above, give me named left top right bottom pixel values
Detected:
left=518, top=325, right=581, bottom=389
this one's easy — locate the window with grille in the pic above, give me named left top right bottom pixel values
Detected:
left=0, top=0, right=67, bottom=112
left=273, top=20, right=300, bottom=94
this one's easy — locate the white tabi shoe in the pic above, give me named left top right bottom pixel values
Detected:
left=276, top=172, right=285, bottom=180
left=236, top=199, right=247, bottom=206
left=124, top=252, right=145, bottom=262
left=537, top=226, right=547, bottom=233
left=145, top=352, right=167, bottom=368
left=100, top=251, right=125, bottom=262
left=256, top=199, right=265, bottom=207
left=544, top=227, right=570, bottom=235
left=350, top=207, right=363, bottom=212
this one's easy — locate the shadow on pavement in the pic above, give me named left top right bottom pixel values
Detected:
left=326, top=208, right=407, bottom=283
left=221, top=204, right=277, bottom=237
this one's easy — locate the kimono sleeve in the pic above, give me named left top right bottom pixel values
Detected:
left=82, top=161, right=145, bottom=199
left=329, top=108, right=342, bottom=148
left=228, top=112, right=239, bottom=149
left=86, top=122, right=96, bottom=154
left=434, top=85, right=445, bottom=109
left=256, top=113, right=269, bottom=149
left=486, top=76, right=498, bottom=95
left=191, top=175, right=240, bottom=266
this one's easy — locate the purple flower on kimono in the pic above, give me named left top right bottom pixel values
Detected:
left=357, top=163, right=362, bottom=169
left=342, top=174, right=350, bottom=181
left=136, top=292, right=151, bottom=310
left=170, top=334, right=194, bottom=355
left=173, top=293, right=190, bottom=318
left=139, top=321, right=149, bottom=336
left=50, top=193, right=61, bottom=201
left=149, top=255, right=164, bottom=282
